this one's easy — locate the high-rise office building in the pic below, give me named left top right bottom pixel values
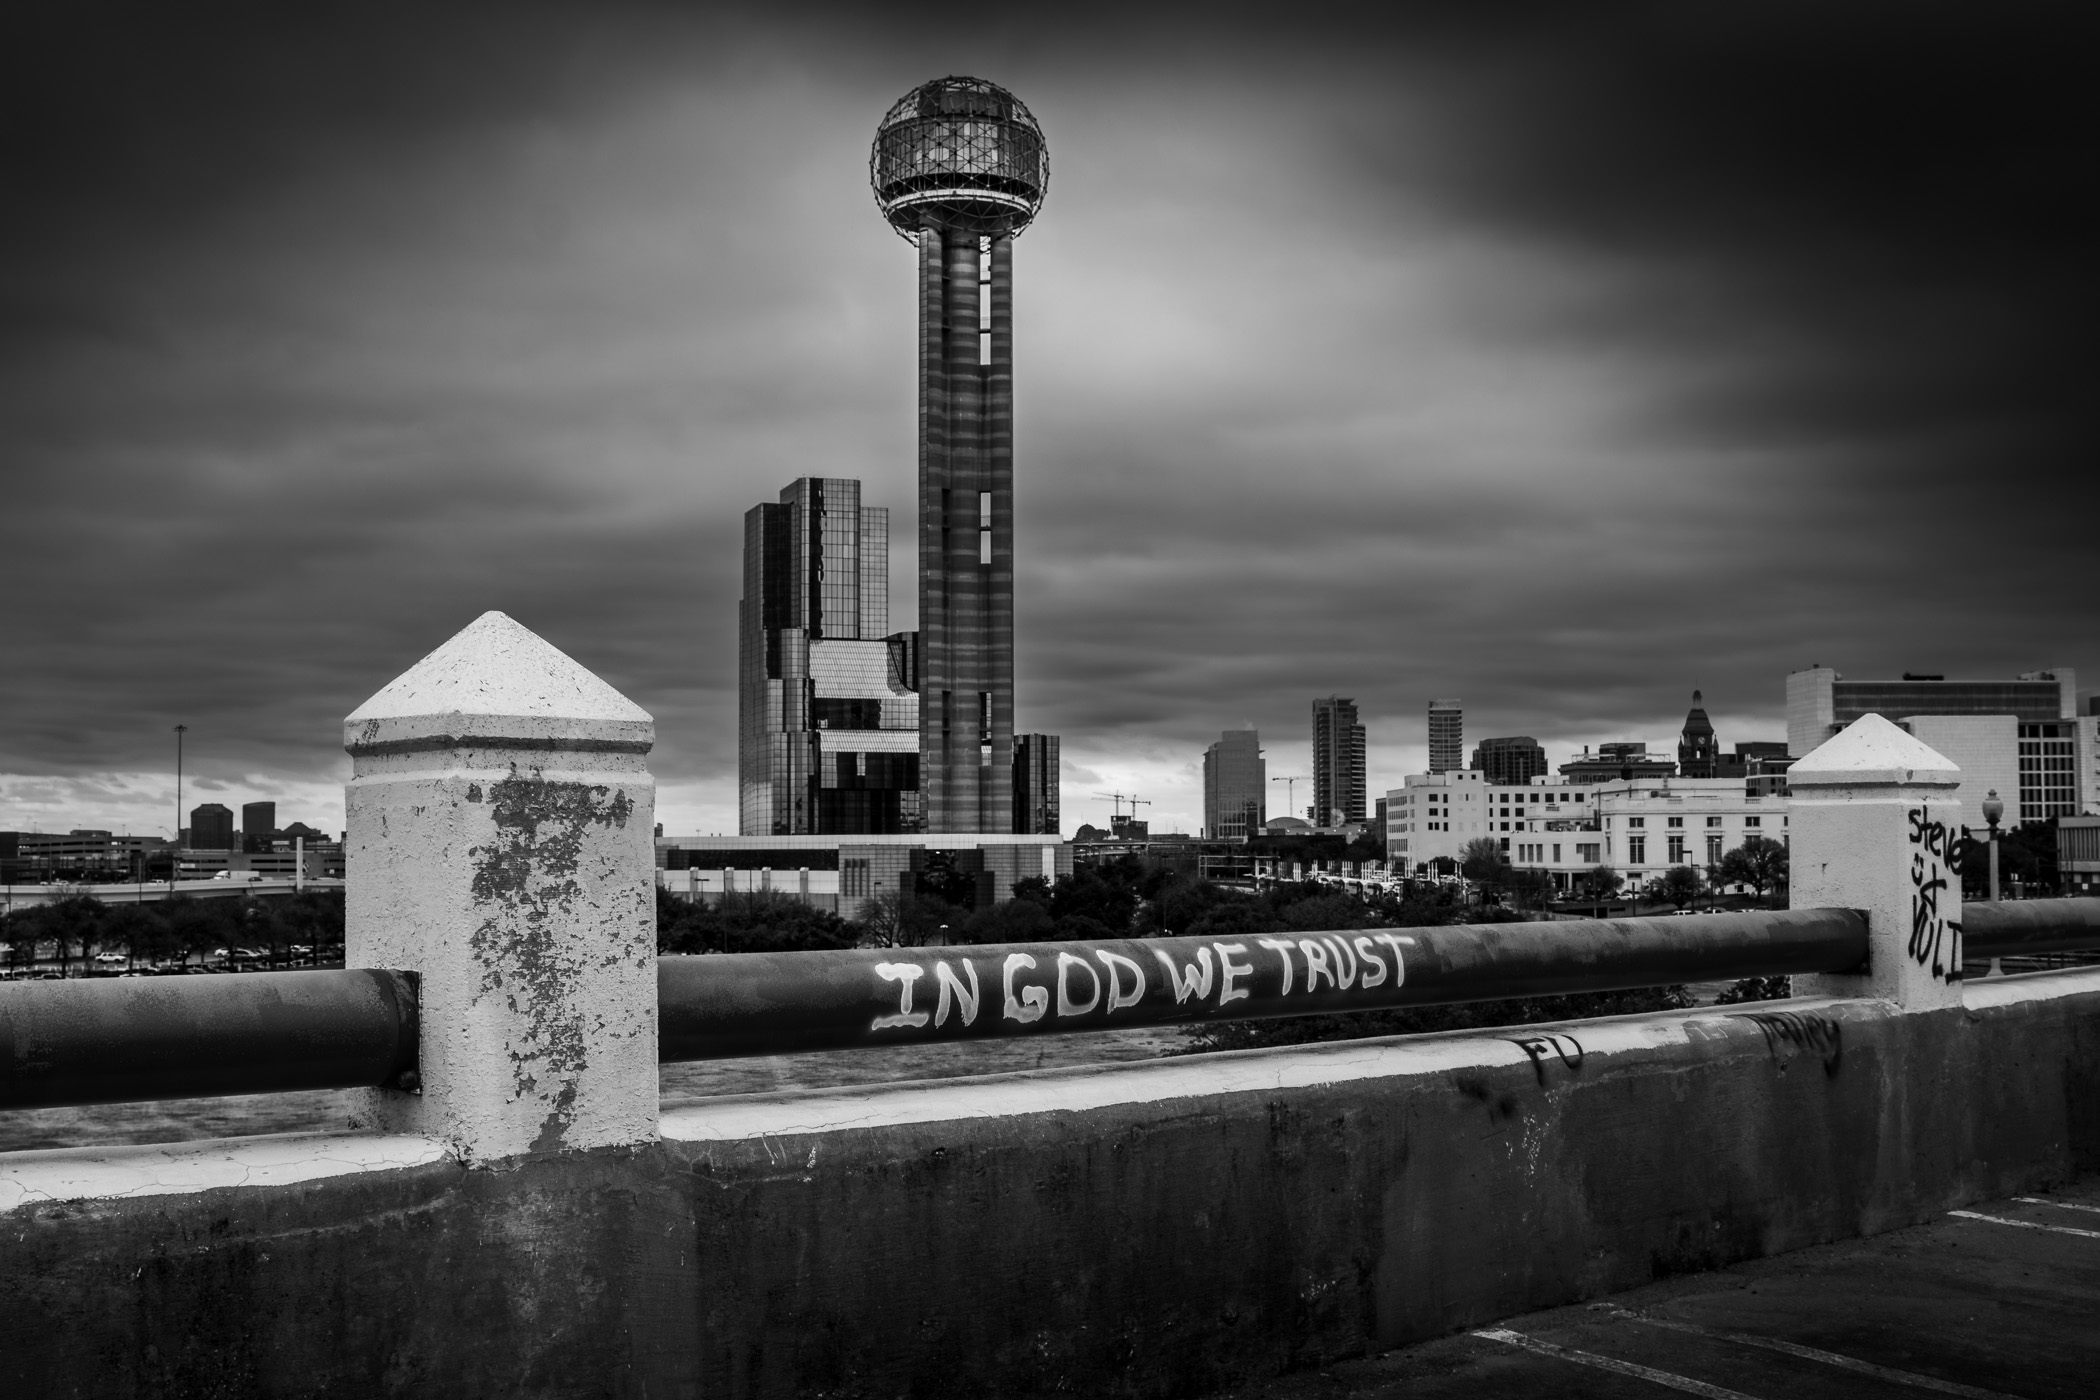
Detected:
left=189, top=803, right=235, bottom=851
left=739, top=477, right=922, bottom=836
left=872, top=77, right=1048, bottom=833
left=241, top=801, right=276, bottom=851
left=1677, top=691, right=1718, bottom=778
left=1787, top=666, right=2074, bottom=758
left=1429, top=699, right=1463, bottom=775
left=1013, top=734, right=1061, bottom=835
left=1203, top=729, right=1266, bottom=840
left=1471, top=736, right=1547, bottom=786
left=1787, top=666, right=2078, bottom=824
left=1312, top=696, right=1367, bottom=825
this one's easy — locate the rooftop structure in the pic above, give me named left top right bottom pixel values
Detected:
left=1559, top=742, right=1676, bottom=785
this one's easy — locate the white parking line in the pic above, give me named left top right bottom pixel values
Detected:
left=1949, top=1209, right=2100, bottom=1241
left=1472, top=1328, right=1759, bottom=1399
left=2015, top=1196, right=2100, bottom=1216
left=1606, top=1307, right=2016, bottom=1398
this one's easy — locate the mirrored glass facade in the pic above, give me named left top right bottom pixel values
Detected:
left=741, top=478, right=921, bottom=835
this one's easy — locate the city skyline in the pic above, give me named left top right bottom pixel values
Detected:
left=2, top=5, right=2091, bottom=841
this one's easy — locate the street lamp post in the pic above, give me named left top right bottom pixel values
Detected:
left=1981, top=788, right=2004, bottom=903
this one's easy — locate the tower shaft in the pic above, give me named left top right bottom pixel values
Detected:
left=917, top=225, right=1014, bottom=833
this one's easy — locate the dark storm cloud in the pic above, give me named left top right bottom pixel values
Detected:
left=0, top=2, right=2091, bottom=835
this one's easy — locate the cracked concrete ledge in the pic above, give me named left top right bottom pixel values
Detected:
left=1960, top=963, right=2100, bottom=1010
left=658, top=965, right=2100, bottom=1145
left=658, top=995, right=1868, bottom=1143
left=0, top=1131, right=451, bottom=1214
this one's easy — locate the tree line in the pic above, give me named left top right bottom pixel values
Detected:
left=0, top=891, right=346, bottom=975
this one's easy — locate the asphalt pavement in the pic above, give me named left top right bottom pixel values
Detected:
left=1205, top=1176, right=2100, bottom=1400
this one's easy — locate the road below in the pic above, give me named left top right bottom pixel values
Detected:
left=1206, top=1177, right=2100, bottom=1400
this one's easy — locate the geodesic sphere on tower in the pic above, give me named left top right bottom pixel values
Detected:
left=870, top=76, right=1047, bottom=240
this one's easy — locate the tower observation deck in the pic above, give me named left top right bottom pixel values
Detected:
left=872, top=77, right=1048, bottom=833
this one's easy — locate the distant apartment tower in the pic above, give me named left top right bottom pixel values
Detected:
left=1203, top=729, right=1266, bottom=840
left=1471, top=736, right=1547, bottom=786
left=241, top=801, right=276, bottom=851
left=188, top=803, right=235, bottom=851
left=1428, top=699, right=1463, bottom=775
left=740, top=477, right=922, bottom=836
left=1013, top=734, right=1061, bottom=835
left=1312, top=696, right=1367, bottom=825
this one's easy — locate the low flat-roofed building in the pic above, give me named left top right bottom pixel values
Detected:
left=657, top=832, right=1070, bottom=920
left=1390, top=774, right=1789, bottom=895
left=2058, top=816, right=2100, bottom=896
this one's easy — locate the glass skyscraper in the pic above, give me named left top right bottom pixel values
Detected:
left=1312, top=696, right=1367, bottom=826
left=740, top=478, right=922, bottom=836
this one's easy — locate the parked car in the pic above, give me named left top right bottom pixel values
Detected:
left=93, top=951, right=127, bottom=965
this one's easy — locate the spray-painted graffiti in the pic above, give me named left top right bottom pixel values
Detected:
left=1507, top=1032, right=1585, bottom=1086
left=1734, top=1010, right=1842, bottom=1073
left=865, top=931, right=1415, bottom=1034
left=1907, top=805, right=1964, bottom=982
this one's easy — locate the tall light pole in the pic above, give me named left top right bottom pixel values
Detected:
left=1981, top=788, right=2004, bottom=902
left=173, top=723, right=187, bottom=888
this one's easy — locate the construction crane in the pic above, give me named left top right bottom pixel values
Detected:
left=1093, top=792, right=1153, bottom=820
left=1094, top=792, right=1153, bottom=838
left=1271, top=775, right=1309, bottom=821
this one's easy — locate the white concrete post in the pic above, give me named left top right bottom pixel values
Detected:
left=343, top=611, right=658, bottom=1161
left=1790, top=713, right=1964, bottom=1010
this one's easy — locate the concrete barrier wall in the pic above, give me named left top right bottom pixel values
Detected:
left=4, top=968, right=2095, bottom=1398
left=9, top=636, right=2091, bottom=1397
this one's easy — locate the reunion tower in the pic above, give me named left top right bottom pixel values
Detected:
left=872, top=77, right=1048, bottom=833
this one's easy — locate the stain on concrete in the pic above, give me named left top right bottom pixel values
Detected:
left=1732, top=1010, right=1843, bottom=1075
left=467, top=768, right=638, bottom=1151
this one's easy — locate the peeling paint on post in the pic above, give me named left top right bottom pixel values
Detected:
left=1789, top=713, right=1964, bottom=1011
left=343, top=611, right=658, bottom=1160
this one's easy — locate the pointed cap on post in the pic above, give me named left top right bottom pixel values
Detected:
left=343, top=611, right=653, bottom=757
left=1788, top=713, right=1959, bottom=790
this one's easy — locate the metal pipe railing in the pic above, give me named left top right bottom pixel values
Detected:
left=7, top=901, right=2097, bottom=1111
left=658, top=907, right=1870, bottom=1061
left=0, top=969, right=419, bottom=1110
left=1964, top=898, right=2100, bottom=959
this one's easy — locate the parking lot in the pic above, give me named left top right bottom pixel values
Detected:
left=1207, top=1177, right=2100, bottom=1400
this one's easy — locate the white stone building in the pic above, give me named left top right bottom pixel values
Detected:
left=1387, top=773, right=1789, bottom=894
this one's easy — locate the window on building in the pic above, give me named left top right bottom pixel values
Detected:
left=1628, top=836, right=1646, bottom=865
left=1577, top=842, right=1600, bottom=863
left=1667, top=816, right=1684, bottom=828
left=1552, top=843, right=1562, bottom=862
left=1706, top=816, right=1723, bottom=828
left=1668, top=836, right=1686, bottom=863
left=1745, top=816, right=1761, bottom=828
left=1706, top=835, right=1722, bottom=864
left=1629, top=817, right=1646, bottom=829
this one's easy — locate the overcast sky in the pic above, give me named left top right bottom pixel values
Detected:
left=2, top=2, right=2091, bottom=839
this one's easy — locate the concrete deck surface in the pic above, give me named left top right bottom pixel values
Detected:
left=1205, top=1176, right=2100, bottom=1400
